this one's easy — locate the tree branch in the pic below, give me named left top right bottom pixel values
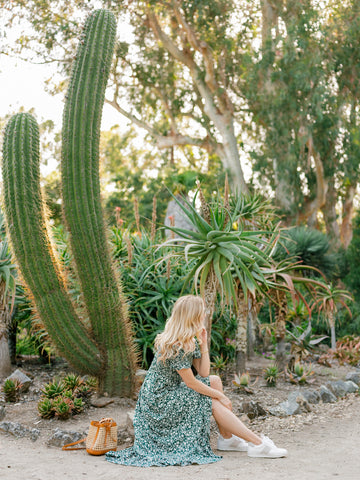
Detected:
left=105, top=97, right=216, bottom=153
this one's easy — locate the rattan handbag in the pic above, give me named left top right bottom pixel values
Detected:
left=62, top=417, right=117, bottom=455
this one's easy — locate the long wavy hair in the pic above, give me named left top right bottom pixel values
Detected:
left=155, top=295, right=205, bottom=362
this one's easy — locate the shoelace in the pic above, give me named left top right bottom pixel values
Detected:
left=262, top=436, right=275, bottom=447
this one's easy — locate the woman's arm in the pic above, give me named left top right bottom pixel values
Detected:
left=192, top=349, right=210, bottom=377
left=192, top=327, right=210, bottom=377
left=177, top=367, right=231, bottom=409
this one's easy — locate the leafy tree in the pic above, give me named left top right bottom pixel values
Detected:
left=3, top=1, right=360, bottom=244
left=243, top=0, right=360, bottom=247
left=99, top=126, right=226, bottom=227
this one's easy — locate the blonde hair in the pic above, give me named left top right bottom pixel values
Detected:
left=155, top=295, right=205, bottom=362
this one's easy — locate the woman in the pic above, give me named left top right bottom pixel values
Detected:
left=106, top=295, right=287, bottom=467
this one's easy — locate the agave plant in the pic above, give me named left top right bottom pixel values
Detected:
left=232, top=372, right=258, bottom=394
left=160, top=187, right=279, bottom=350
left=264, top=364, right=280, bottom=387
left=41, top=379, right=65, bottom=399
left=286, top=361, right=314, bottom=385
left=2, top=378, right=22, bottom=403
left=38, top=398, right=54, bottom=419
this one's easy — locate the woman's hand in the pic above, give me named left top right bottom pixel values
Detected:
left=218, top=393, right=232, bottom=410
left=199, top=327, right=208, bottom=348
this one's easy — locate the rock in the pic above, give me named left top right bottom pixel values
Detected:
left=327, top=380, right=352, bottom=398
left=345, top=372, right=360, bottom=386
left=117, top=426, right=130, bottom=443
left=47, top=428, right=85, bottom=448
left=268, top=405, right=288, bottom=417
left=90, top=397, right=114, bottom=408
left=299, top=389, right=321, bottom=405
left=344, top=380, right=358, bottom=393
left=0, top=421, right=40, bottom=441
left=0, top=406, right=5, bottom=421
left=319, top=385, right=337, bottom=403
left=6, top=369, right=33, bottom=393
left=278, top=400, right=301, bottom=416
left=242, top=401, right=267, bottom=420
left=287, top=391, right=312, bottom=412
left=164, top=197, right=196, bottom=238
left=126, top=410, right=135, bottom=436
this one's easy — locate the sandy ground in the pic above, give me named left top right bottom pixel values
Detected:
left=1, top=394, right=359, bottom=480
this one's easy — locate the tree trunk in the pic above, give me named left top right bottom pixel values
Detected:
left=203, top=266, right=217, bottom=350
left=275, top=290, right=288, bottom=370
left=235, top=290, right=248, bottom=373
left=216, top=121, right=248, bottom=193
left=297, top=137, right=328, bottom=226
left=340, top=184, right=356, bottom=248
left=321, top=180, right=341, bottom=248
left=329, top=312, right=336, bottom=351
left=247, top=297, right=257, bottom=359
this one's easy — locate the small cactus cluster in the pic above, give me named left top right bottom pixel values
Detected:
left=37, top=374, right=96, bottom=420
left=2, top=379, right=22, bottom=403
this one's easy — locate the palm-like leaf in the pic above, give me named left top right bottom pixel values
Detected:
left=159, top=191, right=278, bottom=306
left=312, top=283, right=353, bottom=317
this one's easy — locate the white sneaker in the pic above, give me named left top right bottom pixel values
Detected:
left=217, top=434, right=248, bottom=452
left=247, top=435, right=287, bottom=458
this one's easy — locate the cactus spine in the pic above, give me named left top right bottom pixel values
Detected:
left=2, top=10, right=138, bottom=396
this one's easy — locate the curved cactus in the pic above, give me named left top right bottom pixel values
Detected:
left=2, top=113, right=102, bottom=376
left=2, top=10, right=138, bottom=396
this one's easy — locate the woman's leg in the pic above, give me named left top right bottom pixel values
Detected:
left=209, top=375, right=232, bottom=439
left=209, top=375, right=261, bottom=445
left=212, top=399, right=262, bottom=445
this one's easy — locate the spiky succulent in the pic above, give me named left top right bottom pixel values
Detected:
left=264, top=364, right=279, bottom=387
left=2, top=379, right=22, bottom=403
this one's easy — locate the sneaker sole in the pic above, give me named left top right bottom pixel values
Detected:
left=248, top=452, right=287, bottom=458
left=217, top=446, right=248, bottom=452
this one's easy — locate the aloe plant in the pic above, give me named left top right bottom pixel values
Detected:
left=160, top=187, right=278, bottom=361
left=2, top=10, right=137, bottom=396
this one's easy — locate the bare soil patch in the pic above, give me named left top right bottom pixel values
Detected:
left=1, top=355, right=359, bottom=480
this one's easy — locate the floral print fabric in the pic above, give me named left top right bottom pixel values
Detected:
left=105, top=342, right=221, bottom=467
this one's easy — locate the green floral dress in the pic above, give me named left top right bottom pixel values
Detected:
left=105, top=342, right=222, bottom=467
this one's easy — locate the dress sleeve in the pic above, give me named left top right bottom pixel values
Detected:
left=167, top=350, right=193, bottom=371
left=194, top=339, right=202, bottom=359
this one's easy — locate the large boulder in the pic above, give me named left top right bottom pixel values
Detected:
left=319, top=385, right=337, bottom=403
left=327, top=380, right=358, bottom=398
left=297, top=389, right=321, bottom=405
left=345, top=372, right=360, bottom=386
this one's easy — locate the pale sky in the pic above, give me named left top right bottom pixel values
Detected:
left=0, top=54, right=125, bottom=175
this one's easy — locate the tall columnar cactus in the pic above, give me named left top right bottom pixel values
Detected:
left=2, top=10, right=138, bottom=396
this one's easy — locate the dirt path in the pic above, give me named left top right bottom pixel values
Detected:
left=1, top=395, right=359, bottom=480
